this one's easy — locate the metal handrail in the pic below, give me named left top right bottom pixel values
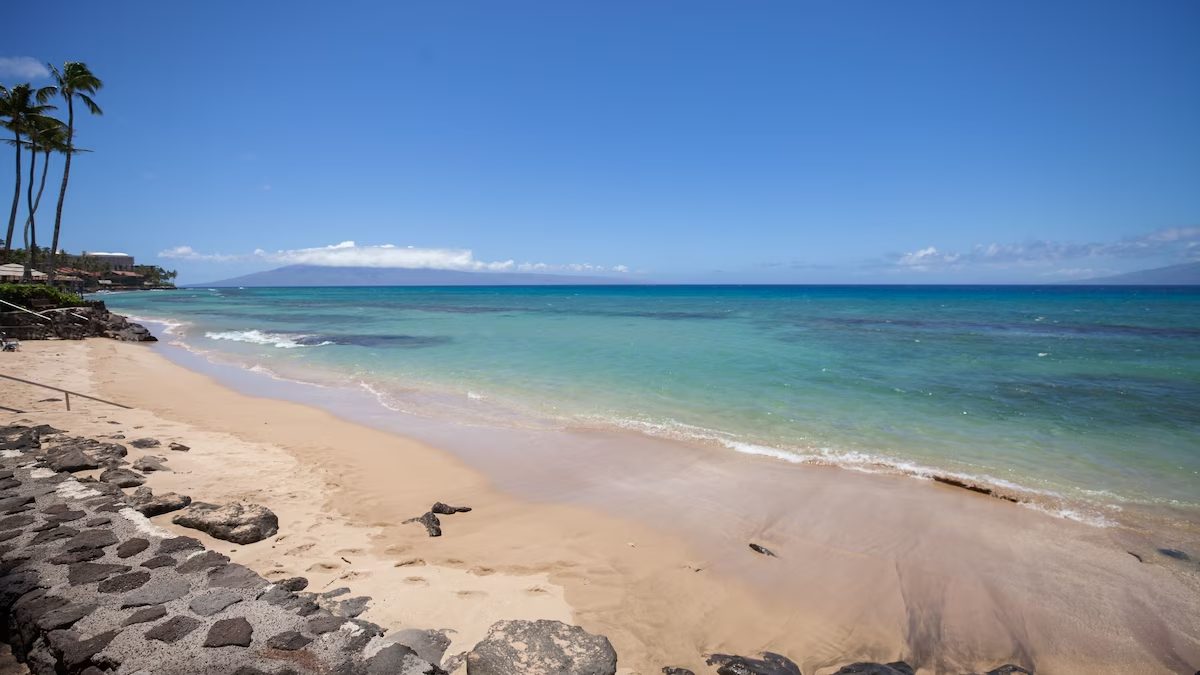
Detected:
left=0, top=373, right=132, bottom=411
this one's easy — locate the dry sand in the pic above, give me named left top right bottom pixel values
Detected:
left=3, top=338, right=1199, bottom=674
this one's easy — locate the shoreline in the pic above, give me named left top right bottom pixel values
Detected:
left=4, top=338, right=1199, bottom=672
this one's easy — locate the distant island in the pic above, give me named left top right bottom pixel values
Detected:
left=1071, top=261, right=1200, bottom=285
left=197, top=264, right=635, bottom=287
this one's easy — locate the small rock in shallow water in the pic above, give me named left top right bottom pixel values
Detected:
left=749, top=543, right=777, bottom=557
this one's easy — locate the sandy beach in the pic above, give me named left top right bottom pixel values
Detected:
left=3, top=338, right=1199, bottom=674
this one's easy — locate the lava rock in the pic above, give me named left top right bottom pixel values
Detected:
left=99, top=468, right=146, bottom=488
left=146, top=615, right=201, bottom=643
left=403, top=512, right=442, bottom=537
left=663, top=669, right=696, bottom=675
left=123, top=605, right=167, bottom=625
left=120, top=577, right=192, bottom=607
left=172, top=502, right=279, bottom=544
left=157, top=535, right=203, bottom=554
left=141, top=554, right=178, bottom=569
left=168, top=442, right=190, bottom=452
left=204, top=617, right=254, bottom=648
left=115, top=538, right=150, bottom=558
left=363, top=644, right=442, bottom=674
left=706, top=652, right=802, bottom=675
left=128, top=487, right=192, bottom=517
left=431, top=502, right=471, bottom=515
left=130, top=438, right=161, bottom=449
left=64, top=529, right=119, bottom=551
left=266, top=630, right=312, bottom=651
left=466, top=619, right=617, bottom=675
left=131, top=455, right=169, bottom=472
left=189, top=589, right=244, bottom=616
left=97, top=570, right=151, bottom=593
left=67, top=562, right=130, bottom=585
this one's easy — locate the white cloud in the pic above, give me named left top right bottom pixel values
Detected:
left=0, top=57, right=50, bottom=80
left=157, top=245, right=240, bottom=262
left=888, top=226, right=1200, bottom=272
left=159, top=240, right=630, bottom=275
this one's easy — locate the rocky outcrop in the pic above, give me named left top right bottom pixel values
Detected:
left=172, top=502, right=279, bottom=544
left=466, top=619, right=617, bottom=675
left=0, top=423, right=443, bottom=674
left=127, top=487, right=191, bottom=517
left=2, top=303, right=156, bottom=342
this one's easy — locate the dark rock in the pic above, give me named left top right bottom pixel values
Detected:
left=33, top=424, right=64, bottom=436
left=392, top=628, right=452, bottom=665
left=85, top=517, right=111, bottom=527
left=706, top=653, right=802, bottom=675
left=67, top=562, right=131, bottom=585
left=332, top=596, right=370, bottom=618
left=0, top=426, right=40, bottom=450
left=278, top=576, right=309, bottom=591
left=97, top=570, right=151, bottom=593
left=204, top=616, right=254, bottom=647
left=0, top=478, right=20, bottom=491
left=168, top=442, right=190, bottom=452
left=363, top=644, right=442, bottom=674
left=0, top=513, right=34, bottom=529
left=64, top=529, right=118, bottom=551
left=431, top=502, right=472, bottom=515
left=145, top=615, right=201, bottom=643
left=466, top=619, right=617, bottom=675
left=36, top=602, right=97, bottom=631
left=49, top=548, right=105, bottom=565
left=46, top=509, right=86, bottom=523
left=141, top=554, right=177, bottom=569
left=116, top=537, right=150, bottom=558
left=748, top=543, right=776, bottom=557
left=0, top=494, right=34, bottom=514
left=832, top=663, right=915, bottom=675
left=207, top=563, right=268, bottom=590
left=1158, top=548, right=1191, bottom=561
left=129, top=487, right=192, bottom=517
left=266, top=630, right=313, bottom=651
left=176, top=549, right=230, bottom=573
left=404, top=512, right=442, bottom=537
left=0, top=529, right=23, bottom=543
left=172, top=502, right=279, bottom=544
left=122, top=605, right=167, bottom=625
left=131, top=455, right=169, bottom=472
left=120, top=577, right=192, bottom=607
left=257, top=585, right=296, bottom=606
left=49, top=628, right=121, bottom=671
left=663, top=669, right=696, bottom=675
left=130, top=438, right=161, bottom=449
left=45, top=448, right=100, bottom=472
left=157, top=535, right=203, bottom=554
left=321, top=587, right=351, bottom=600
left=42, top=503, right=71, bottom=514
left=189, top=589, right=244, bottom=616
left=99, top=467, right=146, bottom=488
left=983, top=666, right=1033, bottom=675
left=307, top=615, right=346, bottom=634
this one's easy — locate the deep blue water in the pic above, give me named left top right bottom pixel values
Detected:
left=101, top=285, right=1200, bottom=525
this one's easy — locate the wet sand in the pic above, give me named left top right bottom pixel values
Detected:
left=3, top=338, right=1198, bottom=673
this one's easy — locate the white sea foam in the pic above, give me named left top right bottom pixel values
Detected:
left=205, top=329, right=331, bottom=349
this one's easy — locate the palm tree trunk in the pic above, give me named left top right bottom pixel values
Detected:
left=32, top=150, right=50, bottom=213
left=48, top=96, right=74, bottom=284
left=22, top=132, right=37, bottom=281
left=4, top=127, right=20, bottom=254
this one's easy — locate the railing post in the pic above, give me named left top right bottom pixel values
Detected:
left=65, top=392, right=71, bottom=411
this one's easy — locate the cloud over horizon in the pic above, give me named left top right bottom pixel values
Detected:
left=159, top=241, right=630, bottom=275
left=0, top=56, right=50, bottom=80
left=887, top=227, right=1200, bottom=273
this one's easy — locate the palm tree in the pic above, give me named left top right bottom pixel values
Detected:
left=0, top=83, right=55, bottom=254
left=47, top=62, right=102, bottom=283
left=19, top=116, right=68, bottom=280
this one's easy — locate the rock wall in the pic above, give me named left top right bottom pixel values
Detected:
left=1, top=303, right=155, bottom=342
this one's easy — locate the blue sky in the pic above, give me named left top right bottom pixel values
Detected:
left=4, top=1, right=1199, bottom=284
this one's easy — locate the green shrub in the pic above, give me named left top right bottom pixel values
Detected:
left=0, top=283, right=86, bottom=309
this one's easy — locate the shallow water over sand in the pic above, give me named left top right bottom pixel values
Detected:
left=102, top=285, right=1200, bottom=538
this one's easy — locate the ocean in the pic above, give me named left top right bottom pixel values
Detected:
left=100, top=284, right=1200, bottom=530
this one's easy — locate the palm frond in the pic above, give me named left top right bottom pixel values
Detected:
left=77, top=93, right=103, bottom=116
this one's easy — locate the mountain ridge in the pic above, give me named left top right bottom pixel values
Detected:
left=194, top=264, right=636, bottom=287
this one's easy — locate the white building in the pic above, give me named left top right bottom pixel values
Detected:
left=82, top=251, right=135, bottom=270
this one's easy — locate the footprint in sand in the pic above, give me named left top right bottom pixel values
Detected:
left=456, top=590, right=486, bottom=598
left=286, top=543, right=316, bottom=556
left=338, top=570, right=369, bottom=581
left=443, top=558, right=465, bottom=566
left=470, top=566, right=496, bottom=576
left=394, top=558, right=425, bottom=568
left=525, top=586, right=549, bottom=595
left=403, top=576, right=429, bottom=586
left=306, top=561, right=341, bottom=573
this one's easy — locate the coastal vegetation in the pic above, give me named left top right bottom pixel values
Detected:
left=0, top=281, right=84, bottom=308
left=0, top=61, right=102, bottom=283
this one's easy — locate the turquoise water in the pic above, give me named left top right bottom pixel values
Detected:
left=101, top=285, right=1200, bottom=525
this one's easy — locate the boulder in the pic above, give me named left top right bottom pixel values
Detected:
left=466, top=619, right=617, bottom=675
left=99, top=468, right=146, bottom=488
left=131, top=455, right=169, bottom=472
left=172, top=502, right=278, bottom=544
left=363, top=643, right=442, bottom=674
left=128, top=487, right=192, bottom=517
left=705, top=653, right=802, bottom=675
left=129, top=438, right=161, bottom=449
